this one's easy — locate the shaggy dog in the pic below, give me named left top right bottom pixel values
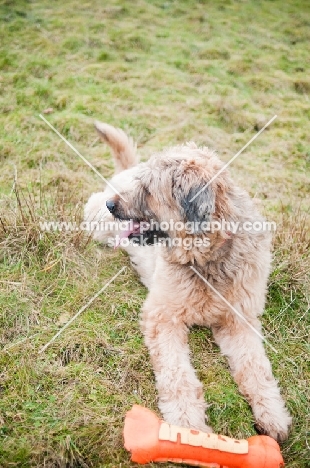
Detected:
left=84, top=122, right=291, bottom=442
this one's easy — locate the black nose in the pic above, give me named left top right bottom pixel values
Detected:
left=106, top=199, right=115, bottom=213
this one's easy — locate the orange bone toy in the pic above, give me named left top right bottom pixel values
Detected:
left=124, top=405, right=284, bottom=468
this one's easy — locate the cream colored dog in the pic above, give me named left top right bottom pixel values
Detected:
left=84, top=122, right=291, bottom=442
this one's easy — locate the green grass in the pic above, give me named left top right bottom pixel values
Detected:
left=0, top=0, right=309, bottom=466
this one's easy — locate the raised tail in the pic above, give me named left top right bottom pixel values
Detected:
left=94, top=121, right=139, bottom=174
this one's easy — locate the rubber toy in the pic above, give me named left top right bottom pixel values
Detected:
left=123, top=405, right=284, bottom=468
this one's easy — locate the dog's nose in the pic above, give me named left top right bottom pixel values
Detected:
left=106, top=199, right=115, bottom=213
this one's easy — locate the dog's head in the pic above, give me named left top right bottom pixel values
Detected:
left=107, top=143, right=235, bottom=260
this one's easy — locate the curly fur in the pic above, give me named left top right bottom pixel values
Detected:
left=84, top=122, right=291, bottom=442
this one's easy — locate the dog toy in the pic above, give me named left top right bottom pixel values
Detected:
left=124, top=405, right=284, bottom=467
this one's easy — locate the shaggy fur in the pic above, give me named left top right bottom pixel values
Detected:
left=84, top=122, right=292, bottom=442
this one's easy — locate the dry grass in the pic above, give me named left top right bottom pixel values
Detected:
left=0, top=0, right=309, bottom=467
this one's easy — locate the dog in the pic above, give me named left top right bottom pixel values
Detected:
left=84, top=121, right=291, bottom=442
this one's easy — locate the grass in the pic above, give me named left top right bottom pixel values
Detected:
left=0, top=0, right=309, bottom=466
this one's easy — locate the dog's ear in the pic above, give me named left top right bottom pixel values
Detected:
left=179, top=183, right=215, bottom=227
left=173, top=163, right=215, bottom=231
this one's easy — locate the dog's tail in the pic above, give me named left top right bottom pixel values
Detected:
left=94, top=121, right=139, bottom=174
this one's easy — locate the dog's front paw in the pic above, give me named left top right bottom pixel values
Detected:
left=159, top=396, right=212, bottom=433
left=253, top=401, right=292, bottom=442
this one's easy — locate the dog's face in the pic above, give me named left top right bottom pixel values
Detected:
left=106, top=143, right=234, bottom=258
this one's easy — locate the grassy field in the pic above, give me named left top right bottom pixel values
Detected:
left=0, top=0, right=309, bottom=466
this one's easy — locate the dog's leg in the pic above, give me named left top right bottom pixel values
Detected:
left=141, top=301, right=212, bottom=432
left=212, top=318, right=291, bottom=442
